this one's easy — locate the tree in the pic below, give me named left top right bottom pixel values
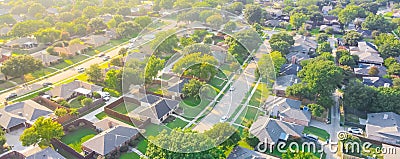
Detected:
left=338, top=5, right=366, bottom=25
left=55, top=108, right=68, bottom=117
left=182, top=43, right=211, bottom=54
left=20, top=117, right=64, bottom=147
left=384, top=57, right=398, bottom=68
left=286, top=84, right=311, bottom=100
left=199, top=10, right=215, bottom=22
left=343, top=31, right=362, bottom=46
left=316, top=33, right=328, bottom=43
left=270, top=51, right=286, bottom=75
left=224, top=21, right=237, bottom=34
left=362, top=13, right=396, bottom=33
left=0, top=14, right=16, bottom=25
left=58, top=12, right=75, bottom=22
left=0, top=129, right=5, bottom=147
left=69, top=38, right=83, bottom=45
left=118, top=47, right=128, bottom=56
left=182, top=79, right=205, bottom=98
left=269, top=32, right=295, bottom=45
left=388, top=63, right=400, bottom=76
left=86, top=64, right=103, bottom=84
left=34, top=28, right=61, bottom=43
left=151, top=29, right=179, bottom=54
left=105, top=69, right=122, bottom=92
left=343, top=80, right=376, bottom=111
left=227, top=2, right=244, bottom=14
left=316, top=42, right=332, bottom=54
left=244, top=4, right=262, bottom=24
left=88, top=18, right=106, bottom=32
left=81, top=98, right=93, bottom=106
left=145, top=55, right=165, bottom=83
left=310, top=12, right=323, bottom=25
left=258, top=54, right=276, bottom=81
left=116, top=21, right=141, bottom=38
left=107, top=15, right=124, bottom=29
left=339, top=55, right=357, bottom=67
left=1, top=55, right=43, bottom=80
left=117, top=6, right=131, bottom=16
left=173, top=52, right=218, bottom=80
left=69, top=108, right=79, bottom=116
left=28, top=3, right=45, bottom=16
left=228, top=40, right=249, bottom=64
left=270, top=41, right=291, bottom=55
left=308, top=103, right=325, bottom=117
left=11, top=20, right=50, bottom=37
left=290, top=13, right=309, bottom=29
left=177, top=10, right=200, bottom=23
left=206, top=14, right=224, bottom=29
left=160, top=0, right=174, bottom=9
left=134, top=16, right=152, bottom=28
left=82, top=6, right=98, bottom=19
left=393, top=78, right=400, bottom=88
left=180, top=37, right=195, bottom=47
left=374, top=33, right=400, bottom=59
left=368, top=66, right=379, bottom=76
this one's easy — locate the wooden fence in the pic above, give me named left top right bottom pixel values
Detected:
left=104, top=97, right=150, bottom=129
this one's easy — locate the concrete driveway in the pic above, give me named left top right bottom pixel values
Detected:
left=79, top=97, right=118, bottom=122
left=5, top=128, right=35, bottom=152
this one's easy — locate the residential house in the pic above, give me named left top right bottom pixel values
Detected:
left=93, top=117, right=130, bottom=132
left=32, top=52, right=62, bottom=66
left=264, top=19, right=282, bottom=27
left=53, top=43, right=89, bottom=56
left=322, top=6, right=333, bottom=15
left=134, top=98, right=180, bottom=124
left=323, top=15, right=340, bottom=25
left=265, top=8, right=283, bottom=18
left=366, top=112, right=400, bottom=146
left=0, top=26, right=11, bottom=36
left=211, top=45, right=228, bottom=64
left=82, top=125, right=139, bottom=157
left=354, top=64, right=387, bottom=77
left=350, top=41, right=383, bottom=65
left=227, top=146, right=279, bottom=159
left=357, top=30, right=373, bottom=39
left=290, top=35, right=317, bottom=55
left=105, top=29, right=119, bottom=39
left=0, top=100, right=53, bottom=132
left=319, top=25, right=342, bottom=34
left=131, top=3, right=153, bottom=16
left=0, top=48, right=11, bottom=63
left=286, top=52, right=310, bottom=64
left=249, top=116, right=304, bottom=147
left=167, top=78, right=189, bottom=100
left=280, top=63, right=302, bottom=76
left=46, top=8, right=59, bottom=15
left=4, top=37, right=38, bottom=49
left=273, top=75, right=301, bottom=97
left=84, top=35, right=111, bottom=48
left=264, top=96, right=311, bottom=126
left=362, top=77, right=392, bottom=87
left=26, top=147, right=65, bottom=159
left=47, top=80, right=103, bottom=100
left=139, top=94, right=161, bottom=107
left=100, top=14, right=113, bottom=23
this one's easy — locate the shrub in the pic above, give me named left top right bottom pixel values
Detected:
left=104, top=88, right=121, bottom=97
left=55, top=108, right=68, bottom=117
left=76, top=95, right=86, bottom=101
left=128, top=139, right=139, bottom=147
left=68, top=125, right=76, bottom=132
left=81, top=98, right=93, bottom=107
left=92, top=92, right=101, bottom=99
left=119, top=145, right=129, bottom=152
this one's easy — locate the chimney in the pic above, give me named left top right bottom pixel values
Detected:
left=291, top=56, right=296, bottom=64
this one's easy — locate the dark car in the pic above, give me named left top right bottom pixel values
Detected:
left=42, top=82, right=53, bottom=87
left=5, top=93, right=17, bottom=101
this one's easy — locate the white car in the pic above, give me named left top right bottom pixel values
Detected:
left=347, top=127, right=363, bottom=134
left=229, top=86, right=235, bottom=91
left=77, top=67, right=85, bottom=73
left=97, top=53, right=105, bottom=57
left=220, top=116, right=228, bottom=122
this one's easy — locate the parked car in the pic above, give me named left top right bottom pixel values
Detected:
left=77, top=67, right=85, bottom=73
left=5, top=93, right=17, bottom=101
left=220, top=116, right=228, bottom=122
left=304, top=134, right=318, bottom=142
left=229, top=86, right=235, bottom=91
left=97, top=53, right=105, bottom=57
left=97, top=91, right=111, bottom=101
left=347, top=127, right=363, bottom=134
left=42, top=82, right=53, bottom=87
left=103, top=55, right=110, bottom=61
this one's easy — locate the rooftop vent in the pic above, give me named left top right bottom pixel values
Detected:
left=383, top=114, right=389, bottom=120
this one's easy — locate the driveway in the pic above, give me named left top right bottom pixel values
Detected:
left=5, top=128, right=35, bottom=152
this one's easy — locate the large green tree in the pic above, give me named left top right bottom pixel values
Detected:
left=20, top=117, right=64, bottom=147
left=116, top=21, right=141, bottom=38
left=362, top=13, right=396, bottom=33
left=182, top=78, right=205, bottom=98
left=11, top=20, right=50, bottom=37
left=34, top=28, right=61, bottom=43
left=338, top=5, right=366, bottom=25
left=289, top=13, right=309, bottom=29
left=1, top=55, right=43, bottom=80
left=151, top=29, right=179, bottom=54
left=343, top=31, right=362, bottom=46
left=244, top=4, right=262, bottom=24
left=173, top=52, right=218, bottom=80
left=105, top=69, right=122, bottom=92
left=86, top=64, right=103, bottom=84
left=134, top=16, right=152, bottom=28
left=145, top=55, right=165, bottom=83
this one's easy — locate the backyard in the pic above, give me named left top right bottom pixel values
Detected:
left=165, top=117, right=188, bottom=129
left=61, top=127, right=97, bottom=153
left=303, top=126, right=330, bottom=142
left=112, top=102, right=140, bottom=114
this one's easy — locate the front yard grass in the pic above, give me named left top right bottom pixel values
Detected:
left=69, top=98, right=84, bottom=108
left=137, top=139, right=148, bottom=154
left=303, top=126, right=330, bottom=141
left=52, top=55, right=89, bottom=69
left=182, top=96, right=200, bottom=106
left=0, top=80, right=15, bottom=91
left=165, top=118, right=188, bottom=129
left=120, top=152, right=140, bottom=159
left=95, top=112, right=108, bottom=120
left=248, top=83, right=269, bottom=107
left=31, top=67, right=57, bottom=79
left=61, top=128, right=97, bottom=152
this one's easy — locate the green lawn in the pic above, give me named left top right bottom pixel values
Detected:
left=310, top=28, right=320, bottom=36
left=69, top=98, right=84, bottom=108
left=112, top=102, right=139, bottom=114
left=182, top=96, right=201, bottom=106
left=137, top=139, right=148, bottom=154
left=144, top=123, right=169, bottom=137
left=248, top=83, right=269, bottom=107
left=52, top=55, right=89, bottom=69
left=165, top=118, right=188, bottom=129
left=120, top=152, right=140, bottom=159
left=61, top=128, right=97, bottom=145
left=179, top=99, right=211, bottom=118
left=0, top=80, right=15, bottom=91
left=303, top=126, right=330, bottom=141
left=12, top=87, right=52, bottom=102
left=31, top=67, right=57, bottom=79
left=95, top=112, right=108, bottom=120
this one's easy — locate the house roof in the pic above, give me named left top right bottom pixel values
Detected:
left=46, top=8, right=58, bottom=14
left=322, top=6, right=333, bottom=12
left=140, top=94, right=161, bottom=105
left=265, top=96, right=311, bottom=122
left=0, top=100, right=52, bottom=129
left=53, top=44, right=88, bottom=55
left=354, top=64, right=387, bottom=77
left=138, top=99, right=179, bottom=120
left=48, top=80, right=103, bottom=99
left=0, top=26, right=11, bottom=35
left=5, top=37, right=37, bottom=47
left=280, top=63, right=302, bottom=75
left=366, top=112, right=400, bottom=143
left=227, top=146, right=279, bottom=159
left=286, top=52, right=310, bottom=63
left=323, top=15, right=338, bottom=21
left=93, top=117, right=130, bottom=131
left=290, top=35, right=317, bottom=53
left=26, top=147, right=66, bottom=159
left=167, top=78, right=189, bottom=93
left=274, top=75, right=300, bottom=91
left=249, top=116, right=304, bottom=145
left=362, top=77, right=392, bottom=87
left=85, top=35, right=110, bottom=46
left=32, top=52, right=61, bottom=64
left=82, top=125, right=139, bottom=156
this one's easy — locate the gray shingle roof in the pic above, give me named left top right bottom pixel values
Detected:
left=265, top=96, right=311, bottom=122
left=362, top=77, right=392, bottom=87
left=82, top=126, right=139, bottom=156
left=48, top=80, right=103, bottom=99
left=366, top=112, right=400, bottom=144
left=140, top=94, right=161, bottom=105
left=26, top=147, right=66, bottom=159
left=138, top=99, right=179, bottom=121
left=250, top=116, right=304, bottom=145
left=280, top=64, right=302, bottom=76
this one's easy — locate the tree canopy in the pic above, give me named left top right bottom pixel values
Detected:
left=20, top=117, right=64, bottom=147
left=1, top=55, right=43, bottom=79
